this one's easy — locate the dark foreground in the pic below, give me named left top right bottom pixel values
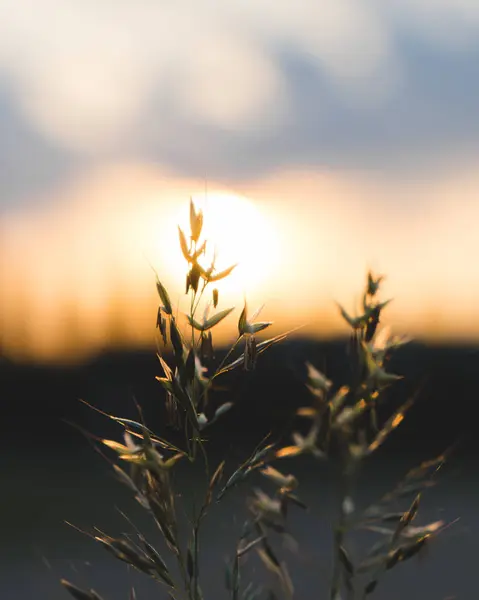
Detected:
left=0, top=339, right=477, bottom=599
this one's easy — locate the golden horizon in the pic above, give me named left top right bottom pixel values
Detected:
left=1, top=162, right=478, bottom=364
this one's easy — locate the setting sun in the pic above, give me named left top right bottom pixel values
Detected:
left=1, top=164, right=479, bottom=364
left=159, top=192, right=281, bottom=304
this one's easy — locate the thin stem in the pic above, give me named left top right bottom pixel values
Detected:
left=330, top=467, right=350, bottom=600
left=190, top=289, right=196, bottom=346
left=175, top=547, right=192, bottom=600
left=192, top=524, right=201, bottom=600
left=210, top=335, right=243, bottom=381
left=191, top=279, right=208, bottom=323
left=330, top=325, right=367, bottom=600
left=194, top=335, right=243, bottom=410
left=186, top=441, right=211, bottom=600
left=197, top=433, right=210, bottom=483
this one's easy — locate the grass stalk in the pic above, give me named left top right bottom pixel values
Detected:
left=60, top=198, right=458, bottom=600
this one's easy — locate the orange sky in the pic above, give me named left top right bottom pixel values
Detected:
left=1, top=162, right=478, bottom=363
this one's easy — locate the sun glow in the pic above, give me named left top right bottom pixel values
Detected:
left=159, top=192, right=281, bottom=306
left=1, top=164, right=479, bottom=364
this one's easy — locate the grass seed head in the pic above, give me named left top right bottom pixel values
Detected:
left=189, top=197, right=204, bottom=243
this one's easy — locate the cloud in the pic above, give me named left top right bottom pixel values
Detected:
left=382, top=0, right=479, bottom=48
left=0, top=0, right=479, bottom=203
left=0, top=0, right=396, bottom=153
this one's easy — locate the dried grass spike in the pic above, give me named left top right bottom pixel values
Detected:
left=61, top=580, right=104, bottom=600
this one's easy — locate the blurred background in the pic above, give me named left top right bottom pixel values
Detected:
left=0, top=2, right=478, bottom=599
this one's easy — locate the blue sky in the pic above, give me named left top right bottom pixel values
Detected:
left=1, top=1, right=479, bottom=210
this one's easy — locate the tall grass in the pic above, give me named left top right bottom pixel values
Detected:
left=61, top=198, right=455, bottom=600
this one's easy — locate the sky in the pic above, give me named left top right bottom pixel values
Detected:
left=0, top=0, right=479, bottom=362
